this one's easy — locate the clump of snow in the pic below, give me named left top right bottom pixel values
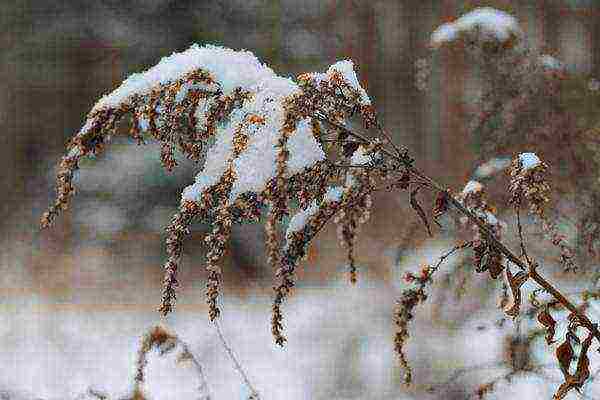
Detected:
left=303, top=60, right=371, bottom=106
left=224, top=77, right=304, bottom=202
left=92, top=44, right=275, bottom=112
left=285, top=186, right=344, bottom=239
left=326, top=60, right=371, bottom=106
left=183, top=72, right=327, bottom=203
left=162, top=50, right=326, bottom=203
left=286, top=201, right=320, bottom=239
left=323, top=185, right=344, bottom=203
left=284, top=118, right=326, bottom=175
left=430, top=7, right=522, bottom=48
left=182, top=122, right=234, bottom=201
left=350, top=146, right=372, bottom=166
left=475, top=210, right=503, bottom=228
left=462, top=180, right=483, bottom=195
left=518, top=152, right=541, bottom=170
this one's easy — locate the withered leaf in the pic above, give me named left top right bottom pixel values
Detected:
left=410, top=186, right=432, bottom=237
left=553, top=333, right=593, bottom=400
left=556, top=337, right=574, bottom=378
left=504, top=266, right=528, bottom=317
left=537, top=308, right=556, bottom=345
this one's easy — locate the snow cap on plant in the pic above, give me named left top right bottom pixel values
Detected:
left=430, top=7, right=522, bottom=51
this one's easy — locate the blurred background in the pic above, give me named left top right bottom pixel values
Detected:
left=2, top=0, right=600, bottom=399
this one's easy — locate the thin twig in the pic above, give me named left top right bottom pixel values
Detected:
left=177, top=339, right=212, bottom=400
left=431, top=241, right=474, bottom=273
left=516, top=207, right=532, bottom=269
left=214, top=320, right=260, bottom=399
left=317, top=113, right=600, bottom=345
left=374, top=119, right=406, bottom=158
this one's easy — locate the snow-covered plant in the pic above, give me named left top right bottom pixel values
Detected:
left=41, top=7, right=600, bottom=399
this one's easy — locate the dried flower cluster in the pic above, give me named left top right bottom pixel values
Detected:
left=41, top=44, right=390, bottom=343
left=395, top=264, right=434, bottom=385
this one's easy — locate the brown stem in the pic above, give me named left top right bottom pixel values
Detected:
left=516, top=207, right=531, bottom=269
left=315, top=113, right=600, bottom=345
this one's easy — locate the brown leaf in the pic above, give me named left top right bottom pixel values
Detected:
left=553, top=333, right=593, bottom=400
left=574, top=333, right=593, bottom=382
left=556, top=337, right=574, bottom=379
left=410, top=186, right=432, bottom=237
left=504, top=267, right=528, bottom=317
left=537, top=308, right=557, bottom=345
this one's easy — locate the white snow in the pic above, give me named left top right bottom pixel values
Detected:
left=350, top=146, right=372, bottom=166
left=91, top=44, right=275, bottom=112
left=484, top=374, right=553, bottom=400
left=87, top=44, right=347, bottom=206
left=285, top=186, right=344, bottom=239
left=326, top=60, right=371, bottom=106
left=462, top=180, right=483, bottom=195
left=323, top=186, right=344, bottom=203
left=286, top=201, right=320, bottom=238
left=475, top=210, right=500, bottom=226
left=226, top=83, right=325, bottom=203
left=518, top=152, right=541, bottom=170
left=285, top=118, right=326, bottom=175
left=302, top=60, right=371, bottom=106
left=182, top=122, right=234, bottom=201
left=430, top=7, right=522, bottom=48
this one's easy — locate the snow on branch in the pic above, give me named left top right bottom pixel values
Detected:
left=41, top=43, right=378, bottom=335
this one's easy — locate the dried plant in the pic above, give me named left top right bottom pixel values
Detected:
left=40, top=7, right=600, bottom=399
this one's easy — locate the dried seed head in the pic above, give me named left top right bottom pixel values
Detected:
left=508, top=152, right=550, bottom=217
left=394, top=264, right=434, bottom=385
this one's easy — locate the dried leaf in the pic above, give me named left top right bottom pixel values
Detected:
left=410, top=186, right=432, bottom=236
left=554, top=333, right=593, bottom=400
left=556, top=337, right=574, bottom=378
left=504, top=266, right=528, bottom=317
left=537, top=308, right=557, bottom=345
